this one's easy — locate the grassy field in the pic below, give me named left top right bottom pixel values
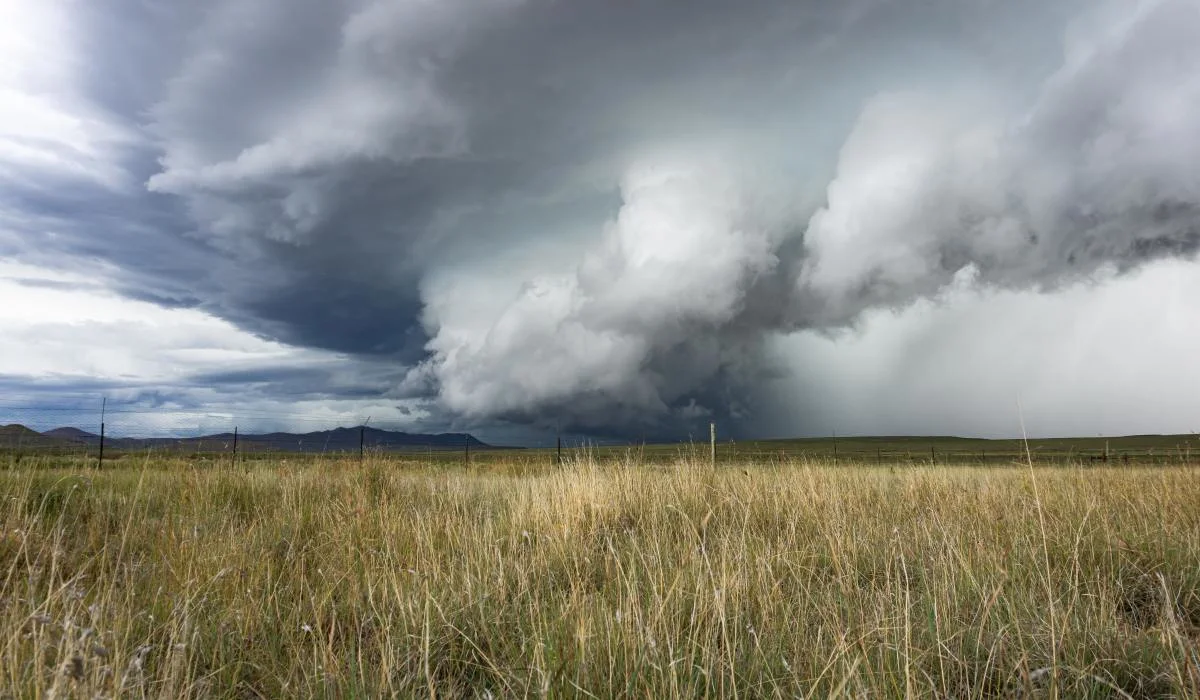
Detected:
left=2, top=453, right=1199, bottom=698
left=578, top=434, right=1200, bottom=466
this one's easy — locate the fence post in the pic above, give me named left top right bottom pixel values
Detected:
left=556, top=432, right=562, bottom=466
left=832, top=430, right=838, bottom=465
left=709, top=422, right=716, bottom=467
left=98, top=398, right=106, bottom=469
left=359, top=416, right=371, bottom=465
left=464, top=434, right=470, bottom=468
left=930, top=444, right=935, bottom=465
left=232, top=426, right=238, bottom=468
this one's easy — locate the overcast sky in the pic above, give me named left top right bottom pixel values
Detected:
left=2, top=0, right=1199, bottom=442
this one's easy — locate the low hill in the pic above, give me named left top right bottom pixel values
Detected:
left=43, top=427, right=101, bottom=443
left=0, top=424, right=76, bottom=449
left=0, top=424, right=41, bottom=438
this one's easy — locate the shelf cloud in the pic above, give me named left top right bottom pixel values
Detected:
left=4, top=0, right=1200, bottom=439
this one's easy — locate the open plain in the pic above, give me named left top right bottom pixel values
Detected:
left=2, top=450, right=1199, bottom=698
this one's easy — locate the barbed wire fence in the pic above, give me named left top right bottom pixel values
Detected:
left=1, top=401, right=1197, bottom=468
left=0, top=400, right=488, bottom=467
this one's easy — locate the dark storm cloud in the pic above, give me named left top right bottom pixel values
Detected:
left=8, top=0, right=1200, bottom=439
left=0, top=189, right=213, bottom=309
left=5, top=278, right=105, bottom=293
left=0, top=373, right=133, bottom=397
left=189, top=363, right=405, bottom=400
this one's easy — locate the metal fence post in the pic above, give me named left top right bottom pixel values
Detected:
left=98, top=398, right=106, bottom=469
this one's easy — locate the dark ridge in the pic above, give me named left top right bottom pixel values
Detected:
left=11, top=424, right=505, bottom=453
left=43, top=426, right=101, bottom=442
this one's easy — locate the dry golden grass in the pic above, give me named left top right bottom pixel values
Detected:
left=2, top=454, right=1199, bottom=698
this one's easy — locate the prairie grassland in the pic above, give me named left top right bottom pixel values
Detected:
left=1, top=455, right=1199, bottom=698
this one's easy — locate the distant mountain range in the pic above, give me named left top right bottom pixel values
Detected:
left=0, top=424, right=498, bottom=453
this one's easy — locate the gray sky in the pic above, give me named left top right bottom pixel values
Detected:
left=2, top=0, right=1199, bottom=441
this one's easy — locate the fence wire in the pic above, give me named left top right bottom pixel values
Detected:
left=2, top=403, right=1197, bottom=467
left=0, top=403, right=478, bottom=463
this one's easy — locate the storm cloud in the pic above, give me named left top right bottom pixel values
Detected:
left=4, top=0, right=1200, bottom=439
